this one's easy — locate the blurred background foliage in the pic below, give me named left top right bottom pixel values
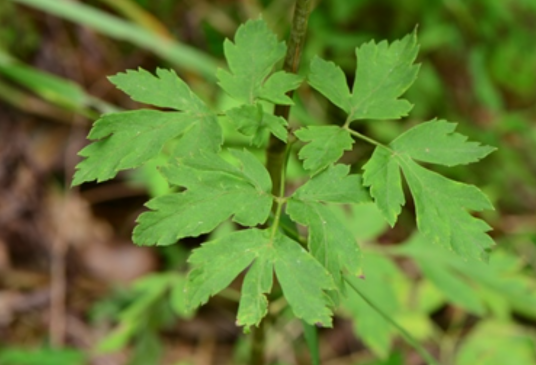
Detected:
left=1, top=0, right=535, bottom=364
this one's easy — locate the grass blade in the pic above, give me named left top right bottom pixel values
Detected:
left=11, top=0, right=220, bottom=78
left=0, top=49, right=119, bottom=120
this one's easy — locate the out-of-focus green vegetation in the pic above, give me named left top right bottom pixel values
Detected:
left=1, top=0, right=536, bottom=364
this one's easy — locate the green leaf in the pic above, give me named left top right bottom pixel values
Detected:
left=229, top=149, right=273, bottom=193
left=129, top=155, right=172, bottom=197
left=455, top=321, right=536, bottom=365
left=343, top=255, right=402, bottom=358
left=292, top=164, right=370, bottom=204
left=169, top=274, right=195, bottom=319
left=308, top=57, right=352, bottom=112
left=237, top=252, right=273, bottom=327
left=362, top=147, right=405, bottom=227
left=287, top=199, right=361, bottom=288
left=226, top=104, right=287, bottom=146
left=328, top=203, right=388, bottom=241
left=133, top=150, right=272, bottom=245
left=186, top=229, right=336, bottom=328
left=272, top=232, right=336, bottom=326
left=391, top=119, right=497, bottom=166
left=73, top=68, right=222, bottom=185
left=108, top=68, right=208, bottom=111
left=349, top=31, right=419, bottom=120
left=170, top=114, right=222, bottom=157
left=295, top=126, right=354, bottom=173
left=227, top=104, right=262, bottom=137
left=287, top=165, right=369, bottom=291
left=217, top=19, right=300, bottom=104
left=400, top=158, right=494, bottom=260
left=396, top=235, right=536, bottom=320
left=262, top=113, right=288, bottom=142
left=73, top=111, right=186, bottom=184
left=417, top=260, right=485, bottom=315
left=187, top=229, right=264, bottom=312
left=308, top=30, right=420, bottom=122
left=363, top=120, right=495, bottom=260
left=258, top=71, right=303, bottom=105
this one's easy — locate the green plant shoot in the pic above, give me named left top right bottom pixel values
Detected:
left=72, top=19, right=495, bottom=330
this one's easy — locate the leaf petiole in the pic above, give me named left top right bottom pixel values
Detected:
left=344, top=126, right=394, bottom=153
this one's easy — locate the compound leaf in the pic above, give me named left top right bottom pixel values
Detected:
left=217, top=19, right=300, bottom=104
left=295, top=126, right=354, bottom=173
left=363, top=121, right=495, bottom=260
left=308, top=30, right=419, bottom=122
left=186, top=229, right=336, bottom=328
left=73, top=68, right=221, bottom=185
left=133, top=150, right=272, bottom=245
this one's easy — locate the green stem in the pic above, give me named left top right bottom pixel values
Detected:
left=344, top=277, right=441, bottom=365
left=345, top=127, right=394, bottom=152
left=255, top=1, right=312, bottom=364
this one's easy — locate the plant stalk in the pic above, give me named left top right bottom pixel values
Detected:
left=253, top=1, right=313, bottom=364
left=266, top=0, right=312, bottom=198
left=344, top=277, right=441, bottom=365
